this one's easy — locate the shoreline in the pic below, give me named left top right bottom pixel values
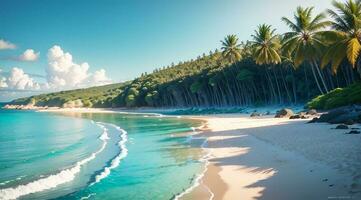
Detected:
left=184, top=115, right=361, bottom=200
left=8, top=107, right=361, bottom=199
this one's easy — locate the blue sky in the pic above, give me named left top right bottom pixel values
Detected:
left=0, top=0, right=331, bottom=101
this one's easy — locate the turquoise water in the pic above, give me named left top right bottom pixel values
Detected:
left=0, top=109, right=204, bottom=200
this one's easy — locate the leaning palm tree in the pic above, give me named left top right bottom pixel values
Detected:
left=221, top=34, right=242, bottom=63
left=322, top=0, right=361, bottom=79
left=251, top=24, right=282, bottom=103
left=282, top=6, right=331, bottom=94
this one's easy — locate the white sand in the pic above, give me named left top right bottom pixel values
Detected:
left=187, top=115, right=361, bottom=200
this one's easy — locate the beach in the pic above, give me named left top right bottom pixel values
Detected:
left=9, top=107, right=361, bottom=199
left=185, top=115, right=361, bottom=200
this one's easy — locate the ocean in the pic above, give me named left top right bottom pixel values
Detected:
left=0, top=109, right=205, bottom=200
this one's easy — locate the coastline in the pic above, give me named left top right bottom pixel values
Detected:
left=185, top=115, right=361, bottom=200
left=10, top=107, right=361, bottom=199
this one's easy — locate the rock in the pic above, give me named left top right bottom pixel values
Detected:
left=264, top=111, right=271, bottom=115
left=335, top=124, right=349, bottom=129
left=298, top=112, right=306, bottom=116
left=345, top=130, right=361, bottom=134
left=307, top=109, right=318, bottom=115
left=308, top=117, right=319, bottom=123
left=290, top=115, right=304, bottom=119
left=290, top=112, right=310, bottom=119
left=250, top=112, right=261, bottom=117
left=290, top=115, right=301, bottom=119
left=344, top=119, right=355, bottom=125
left=317, top=106, right=361, bottom=124
left=275, top=108, right=294, bottom=118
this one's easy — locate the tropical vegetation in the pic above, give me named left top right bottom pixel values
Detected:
left=307, top=82, right=361, bottom=110
left=11, top=0, right=361, bottom=109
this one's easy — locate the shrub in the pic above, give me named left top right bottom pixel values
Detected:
left=307, top=83, right=361, bottom=110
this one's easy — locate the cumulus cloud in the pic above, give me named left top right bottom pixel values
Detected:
left=87, top=69, right=112, bottom=86
left=0, top=45, right=112, bottom=101
left=0, top=67, right=40, bottom=90
left=19, top=49, right=40, bottom=61
left=0, top=39, right=16, bottom=50
left=46, top=45, right=111, bottom=89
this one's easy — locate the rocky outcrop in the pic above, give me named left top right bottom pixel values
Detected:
left=275, top=108, right=294, bottom=118
left=345, top=130, right=361, bottom=134
left=250, top=112, right=261, bottom=117
left=335, top=124, right=349, bottom=129
left=313, top=105, right=361, bottom=124
left=306, top=109, right=318, bottom=115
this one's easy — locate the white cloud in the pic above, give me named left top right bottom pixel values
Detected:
left=0, top=45, right=112, bottom=101
left=0, top=77, right=8, bottom=88
left=46, top=45, right=111, bottom=89
left=87, top=69, right=112, bottom=86
left=1, top=67, right=40, bottom=90
left=19, top=49, right=40, bottom=61
left=0, top=39, right=16, bottom=50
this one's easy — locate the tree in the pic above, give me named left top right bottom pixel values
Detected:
left=282, top=6, right=331, bottom=94
left=322, top=0, right=361, bottom=78
left=251, top=24, right=282, bottom=65
left=251, top=24, right=283, bottom=103
left=221, top=34, right=242, bottom=62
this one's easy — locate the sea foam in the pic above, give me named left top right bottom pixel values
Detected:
left=174, top=124, right=214, bottom=200
left=0, top=121, right=109, bottom=200
left=91, top=123, right=128, bottom=185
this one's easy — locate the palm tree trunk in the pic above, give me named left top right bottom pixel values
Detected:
left=312, top=61, right=329, bottom=93
left=303, top=66, right=310, bottom=99
left=310, top=62, right=324, bottom=95
left=265, top=69, right=277, bottom=103
left=271, top=66, right=282, bottom=104
left=280, top=66, right=292, bottom=103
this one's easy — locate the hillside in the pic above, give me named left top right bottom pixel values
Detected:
left=11, top=82, right=128, bottom=108
left=10, top=49, right=360, bottom=109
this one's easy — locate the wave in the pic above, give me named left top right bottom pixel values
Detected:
left=90, top=123, right=128, bottom=185
left=173, top=124, right=214, bottom=200
left=0, top=121, right=109, bottom=200
left=80, top=192, right=96, bottom=200
left=0, top=175, right=25, bottom=186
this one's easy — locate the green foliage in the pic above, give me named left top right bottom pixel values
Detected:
left=125, top=94, right=136, bottom=107
left=83, top=99, right=93, bottom=108
left=190, top=81, right=202, bottom=93
left=11, top=83, right=127, bottom=108
left=236, top=69, right=254, bottom=81
left=251, top=24, right=281, bottom=65
left=322, top=0, right=361, bottom=72
left=307, top=83, right=361, bottom=109
left=221, top=35, right=242, bottom=62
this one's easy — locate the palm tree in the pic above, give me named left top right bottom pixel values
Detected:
left=251, top=24, right=282, bottom=65
left=282, top=6, right=331, bottom=94
left=322, top=0, right=361, bottom=80
left=221, top=34, right=242, bottom=63
left=251, top=24, right=283, bottom=103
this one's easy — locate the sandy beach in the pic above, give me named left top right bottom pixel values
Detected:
left=184, top=115, right=361, bottom=200
left=24, top=107, right=361, bottom=199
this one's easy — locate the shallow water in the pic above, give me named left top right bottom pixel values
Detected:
left=0, top=109, right=204, bottom=200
